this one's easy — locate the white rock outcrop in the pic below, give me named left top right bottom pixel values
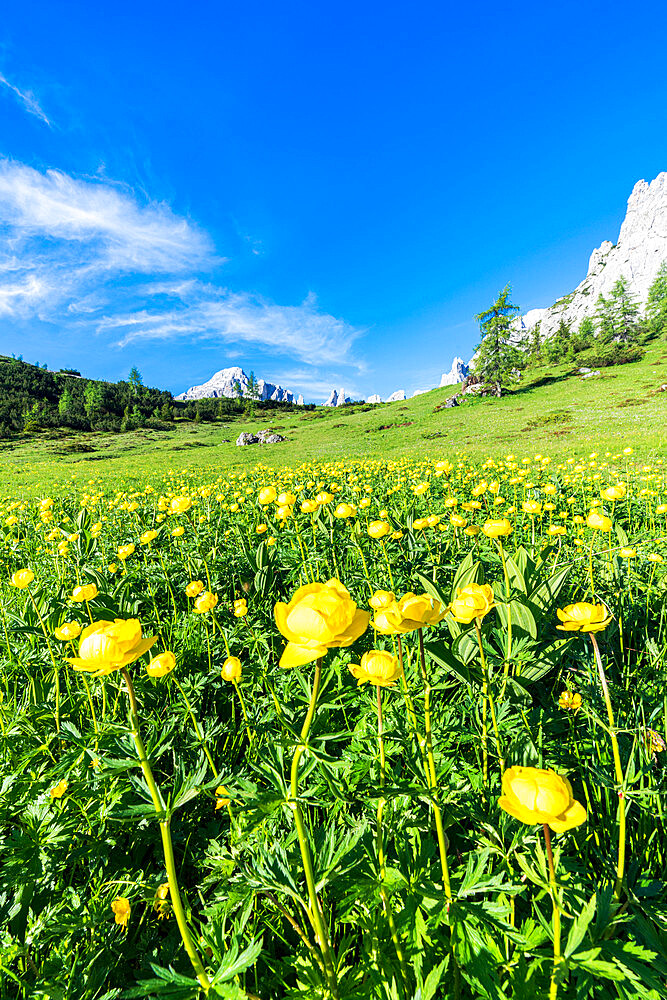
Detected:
left=297, top=394, right=304, bottom=406
left=439, top=357, right=470, bottom=386
left=367, top=393, right=382, bottom=404
left=176, top=366, right=295, bottom=402
left=386, top=389, right=406, bottom=403
left=516, top=172, right=667, bottom=340
left=323, top=387, right=351, bottom=407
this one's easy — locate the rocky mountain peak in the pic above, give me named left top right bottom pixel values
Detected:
left=517, top=171, right=667, bottom=339
left=176, top=366, right=297, bottom=403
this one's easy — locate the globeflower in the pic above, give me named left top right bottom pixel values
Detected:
left=49, top=779, right=68, bottom=798
left=194, top=591, right=218, bottom=614
left=556, top=602, right=611, bottom=633
left=274, top=579, right=369, bottom=669
left=117, top=544, right=135, bottom=561
left=54, top=622, right=82, bottom=641
left=368, top=590, right=395, bottom=611
left=372, top=593, right=447, bottom=634
left=71, top=583, right=98, bottom=602
left=140, top=529, right=158, bottom=545
left=448, top=583, right=495, bottom=624
left=499, top=766, right=586, bottom=833
left=558, top=690, right=582, bottom=711
left=522, top=500, right=542, bottom=516
left=146, top=651, right=176, bottom=677
left=233, top=598, right=248, bottom=618
left=185, top=580, right=204, bottom=598
left=349, top=650, right=403, bottom=687
left=368, top=520, right=391, bottom=539
left=169, top=496, right=192, bottom=514
left=67, top=619, right=157, bottom=676
left=10, top=569, right=34, bottom=589
left=258, top=486, right=277, bottom=505
left=587, top=510, right=612, bottom=531
left=482, top=518, right=513, bottom=538
left=111, top=897, right=131, bottom=931
left=221, top=656, right=242, bottom=681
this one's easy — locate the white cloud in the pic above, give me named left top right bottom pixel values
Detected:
left=0, top=72, right=52, bottom=126
left=0, top=159, right=362, bottom=380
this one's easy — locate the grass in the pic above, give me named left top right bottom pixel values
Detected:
left=2, top=341, right=666, bottom=494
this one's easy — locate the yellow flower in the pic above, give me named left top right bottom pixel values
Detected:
left=194, top=591, right=218, bottom=613
left=499, top=766, right=587, bottom=833
left=108, top=563, right=118, bottom=574
left=601, top=484, right=626, bottom=501
left=10, top=569, right=34, bottom=589
left=645, top=729, right=666, bottom=755
left=215, top=785, right=231, bottom=810
left=587, top=510, right=612, bottom=531
left=556, top=602, right=611, bottom=633
left=71, top=583, right=98, bottom=602
left=656, top=504, right=667, bottom=516
left=169, top=496, right=192, bottom=514
left=300, top=500, right=318, bottom=513
left=349, top=650, right=403, bottom=687
left=647, top=553, right=664, bottom=564
left=558, top=690, right=582, bottom=711
left=117, top=544, right=135, bottom=561
left=111, top=897, right=131, bottom=931
left=171, top=526, right=185, bottom=537
left=522, top=500, right=542, bottom=516
left=146, top=651, right=176, bottom=677
left=547, top=525, right=566, bottom=536
left=54, top=622, right=82, bottom=641
left=185, top=580, right=204, bottom=598
left=334, top=503, right=355, bottom=518
left=372, top=593, right=447, bottom=634
left=67, top=619, right=157, bottom=676
left=49, top=779, right=68, bottom=798
left=221, top=656, right=242, bottom=681
left=256, top=523, right=268, bottom=533
left=139, top=529, right=158, bottom=545
left=274, top=579, right=369, bottom=669
left=233, top=598, right=248, bottom=618
left=482, top=518, right=513, bottom=538
left=619, top=547, right=636, bottom=558
left=153, top=882, right=171, bottom=920
left=278, top=491, right=297, bottom=506
left=449, top=583, right=495, bottom=624
left=450, top=513, right=467, bottom=528
left=368, top=590, right=396, bottom=611
left=368, top=520, right=391, bottom=539
left=258, top=486, right=277, bottom=505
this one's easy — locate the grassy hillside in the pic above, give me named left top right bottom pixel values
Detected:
left=2, top=341, right=666, bottom=493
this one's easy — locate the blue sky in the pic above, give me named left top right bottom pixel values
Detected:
left=1, top=0, right=666, bottom=402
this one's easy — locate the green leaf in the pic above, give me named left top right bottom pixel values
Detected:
left=418, top=959, right=447, bottom=1000
left=496, top=599, right=537, bottom=638
left=450, top=551, right=482, bottom=598
left=528, top=565, right=571, bottom=615
left=565, top=893, right=596, bottom=958
left=423, top=640, right=475, bottom=686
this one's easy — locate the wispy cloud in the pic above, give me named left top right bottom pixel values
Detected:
left=0, top=159, right=362, bottom=383
left=0, top=71, right=52, bottom=126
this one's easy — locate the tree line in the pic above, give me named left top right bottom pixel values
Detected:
left=473, top=261, right=667, bottom=396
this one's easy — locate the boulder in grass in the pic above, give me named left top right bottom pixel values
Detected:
left=236, top=432, right=259, bottom=446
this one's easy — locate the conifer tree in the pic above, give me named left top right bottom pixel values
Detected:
left=646, top=261, right=667, bottom=338
left=608, top=276, right=639, bottom=343
left=473, top=284, right=523, bottom=396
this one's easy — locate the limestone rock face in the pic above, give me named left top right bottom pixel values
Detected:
left=323, top=388, right=351, bottom=406
left=297, top=394, right=304, bottom=406
left=516, top=172, right=667, bottom=340
left=439, top=357, right=470, bottom=386
left=257, top=430, right=285, bottom=444
left=176, top=366, right=295, bottom=402
left=385, top=389, right=406, bottom=403
left=367, top=393, right=382, bottom=404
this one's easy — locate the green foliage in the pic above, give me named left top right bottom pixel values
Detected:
left=646, top=261, right=667, bottom=338
left=474, top=284, right=525, bottom=394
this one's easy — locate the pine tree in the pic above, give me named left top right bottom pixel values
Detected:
left=128, top=367, right=144, bottom=395
left=473, top=284, right=523, bottom=396
left=646, top=261, right=667, bottom=338
left=574, top=317, right=595, bottom=352
left=595, top=293, right=615, bottom=343
left=527, top=322, right=542, bottom=365
left=608, top=276, right=639, bottom=343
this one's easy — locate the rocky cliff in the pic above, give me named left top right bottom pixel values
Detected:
left=176, top=366, right=296, bottom=403
left=518, top=172, right=667, bottom=338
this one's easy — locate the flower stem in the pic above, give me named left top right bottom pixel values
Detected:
left=543, top=824, right=561, bottom=1000
left=233, top=678, right=255, bottom=745
left=376, top=685, right=410, bottom=996
left=417, top=630, right=452, bottom=900
left=589, top=634, right=626, bottom=899
left=120, top=668, right=211, bottom=993
left=28, top=586, right=60, bottom=732
left=474, top=620, right=504, bottom=777
left=288, top=659, right=339, bottom=998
